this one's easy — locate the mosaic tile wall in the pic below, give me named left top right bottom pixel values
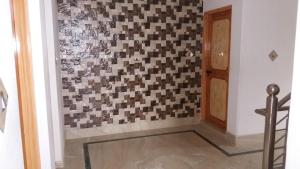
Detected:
left=57, top=0, right=203, bottom=129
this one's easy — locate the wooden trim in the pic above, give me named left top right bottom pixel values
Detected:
left=200, top=13, right=209, bottom=120
left=201, top=6, right=232, bottom=130
left=204, top=5, right=232, bottom=16
left=11, top=0, right=41, bottom=169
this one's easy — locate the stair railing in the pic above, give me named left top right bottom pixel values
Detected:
left=255, top=84, right=291, bottom=169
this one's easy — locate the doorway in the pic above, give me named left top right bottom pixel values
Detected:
left=202, top=6, right=232, bottom=130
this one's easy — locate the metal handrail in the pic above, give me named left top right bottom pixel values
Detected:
left=255, top=106, right=289, bottom=116
left=256, top=84, right=290, bottom=169
left=255, top=92, right=291, bottom=116
left=278, top=93, right=291, bottom=108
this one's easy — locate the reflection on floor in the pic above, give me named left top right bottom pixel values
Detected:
left=61, top=123, right=263, bottom=169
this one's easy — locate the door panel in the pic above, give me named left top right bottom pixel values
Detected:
left=210, top=78, right=227, bottom=121
left=203, top=6, right=231, bottom=129
left=211, top=19, right=230, bottom=70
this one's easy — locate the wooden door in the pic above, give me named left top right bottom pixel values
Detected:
left=11, top=0, right=41, bottom=168
left=202, top=6, right=231, bottom=129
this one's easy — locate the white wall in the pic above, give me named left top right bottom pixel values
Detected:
left=0, top=1, right=24, bottom=169
left=43, top=0, right=65, bottom=166
left=286, top=1, right=300, bottom=168
left=236, top=0, right=297, bottom=136
left=27, top=0, right=56, bottom=168
left=204, top=0, right=297, bottom=136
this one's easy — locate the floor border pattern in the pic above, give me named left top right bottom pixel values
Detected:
left=82, top=130, right=281, bottom=169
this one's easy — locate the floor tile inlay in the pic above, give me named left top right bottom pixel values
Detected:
left=83, top=130, right=263, bottom=169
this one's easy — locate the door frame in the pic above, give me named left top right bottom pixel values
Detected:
left=201, top=6, right=232, bottom=130
left=10, top=0, right=41, bottom=168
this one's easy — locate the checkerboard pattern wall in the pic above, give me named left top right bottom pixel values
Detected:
left=57, top=0, right=203, bottom=129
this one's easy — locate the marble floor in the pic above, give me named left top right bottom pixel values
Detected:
left=62, top=124, right=264, bottom=169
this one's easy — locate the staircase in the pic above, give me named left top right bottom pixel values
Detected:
left=255, top=84, right=290, bottom=169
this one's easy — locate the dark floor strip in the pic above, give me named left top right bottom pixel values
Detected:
left=83, top=143, right=91, bottom=169
left=84, top=130, right=192, bottom=145
left=191, top=130, right=231, bottom=156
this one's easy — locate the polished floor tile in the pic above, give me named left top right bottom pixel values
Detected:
left=86, top=132, right=261, bottom=169
left=62, top=124, right=263, bottom=169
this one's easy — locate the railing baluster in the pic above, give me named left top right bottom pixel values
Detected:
left=274, top=153, right=284, bottom=163
left=273, top=163, right=284, bottom=169
left=276, top=114, right=288, bottom=125
left=282, top=112, right=289, bottom=168
left=274, top=134, right=286, bottom=145
left=255, top=84, right=291, bottom=169
left=262, top=84, right=280, bottom=169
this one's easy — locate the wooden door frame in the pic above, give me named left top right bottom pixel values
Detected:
left=201, top=6, right=232, bottom=130
left=10, top=0, right=41, bottom=169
